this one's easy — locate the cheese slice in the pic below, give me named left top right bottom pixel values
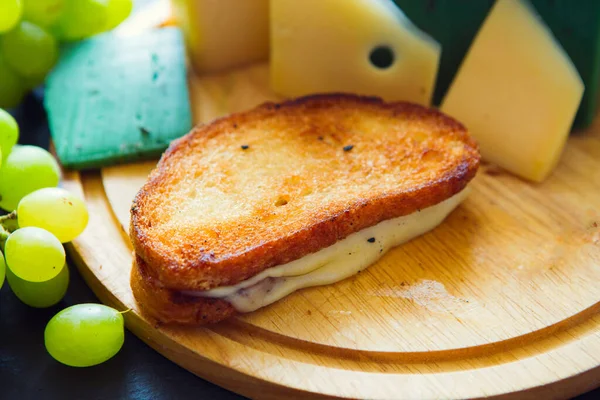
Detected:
left=270, top=0, right=441, bottom=105
left=184, top=189, right=468, bottom=313
left=441, top=0, right=584, bottom=182
left=45, top=28, right=192, bottom=169
left=171, top=0, right=269, bottom=73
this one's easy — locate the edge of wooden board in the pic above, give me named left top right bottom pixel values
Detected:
left=62, top=168, right=600, bottom=400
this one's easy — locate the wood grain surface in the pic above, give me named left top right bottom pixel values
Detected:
left=65, top=63, right=600, bottom=399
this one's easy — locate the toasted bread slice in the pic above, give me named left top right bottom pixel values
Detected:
left=131, top=255, right=235, bottom=325
left=130, top=94, right=479, bottom=293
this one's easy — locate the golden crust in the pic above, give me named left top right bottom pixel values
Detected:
left=130, top=93, right=480, bottom=292
left=131, top=255, right=236, bottom=325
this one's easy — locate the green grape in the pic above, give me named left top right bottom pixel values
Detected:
left=0, top=250, right=5, bottom=289
left=45, top=304, right=125, bottom=367
left=0, top=53, right=26, bottom=109
left=0, top=0, right=22, bottom=33
left=5, top=227, right=65, bottom=282
left=22, top=0, right=65, bottom=28
left=1, top=21, right=58, bottom=78
left=0, top=145, right=61, bottom=211
left=103, top=0, right=132, bottom=31
left=0, top=108, right=19, bottom=160
left=6, top=262, right=69, bottom=307
left=18, top=187, right=89, bottom=243
left=53, top=0, right=108, bottom=41
left=23, top=72, right=47, bottom=90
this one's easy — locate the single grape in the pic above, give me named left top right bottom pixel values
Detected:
left=18, top=187, right=89, bottom=243
left=0, top=250, right=5, bottom=289
left=0, top=145, right=61, bottom=211
left=0, top=53, right=26, bottom=109
left=4, top=226, right=65, bottom=282
left=53, top=0, right=109, bottom=41
left=0, top=108, right=19, bottom=160
left=1, top=21, right=58, bottom=78
left=45, top=304, right=125, bottom=367
left=0, top=0, right=22, bottom=33
left=23, top=72, right=47, bottom=90
left=103, top=0, right=132, bottom=31
left=22, top=0, right=65, bottom=28
left=6, top=262, right=69, bottom=307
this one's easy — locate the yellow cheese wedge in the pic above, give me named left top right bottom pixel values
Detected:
left=270, top=0, right=441, bottom=105
left=172, top=0, right=269, bottom=74
left=441, top=0, right=584, bottom=182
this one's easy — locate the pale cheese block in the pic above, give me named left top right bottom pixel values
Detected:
left=270, top=0, right=441, bottom=106
left=441, top=0, right=584, bottom=182
left=171, top=0, right=269, bottom=73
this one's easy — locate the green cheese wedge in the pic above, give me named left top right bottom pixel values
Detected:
left=393, top=0, right=600, bottom=129
left=45, top=27, right=192, bottom=170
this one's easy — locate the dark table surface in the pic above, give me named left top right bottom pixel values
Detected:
left=0, top=93, right=244, bottom=400
left=1, top=91, right=599, bottom=400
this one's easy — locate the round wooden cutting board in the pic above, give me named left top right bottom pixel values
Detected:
left=64, top=63, right=600, bottom=400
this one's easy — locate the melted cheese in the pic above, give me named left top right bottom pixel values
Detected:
left=184, top=189, right=468, bottom=312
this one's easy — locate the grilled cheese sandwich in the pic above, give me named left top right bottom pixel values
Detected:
left=130, top=93, right=479, bottom=325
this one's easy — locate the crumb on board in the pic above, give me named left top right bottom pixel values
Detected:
left=484, top=164, right=505, bottom=176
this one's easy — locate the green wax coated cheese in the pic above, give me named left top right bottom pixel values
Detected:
left=393, top=0, right=600, bottom=129
left=45, top=27, right=192, bottom=169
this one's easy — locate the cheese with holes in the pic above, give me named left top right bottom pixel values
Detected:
left=171, top=0, right=269, bottom=73
left=441, top=0, right=584, bottom=182
left=270, top=0, right=440, bottom=105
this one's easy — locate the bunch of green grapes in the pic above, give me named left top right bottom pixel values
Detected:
left=0, top=108, right=124, bottom=367
left=0, top=0, right=133, bottom=108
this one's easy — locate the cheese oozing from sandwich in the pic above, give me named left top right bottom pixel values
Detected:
left=183, top=188, right=469, bottom=313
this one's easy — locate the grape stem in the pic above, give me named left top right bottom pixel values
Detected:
left=0, top=226, right=9, bottom=242
left=0, top=211, right=18, bottom=233
left=0, top=212, right=16, bottom=249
